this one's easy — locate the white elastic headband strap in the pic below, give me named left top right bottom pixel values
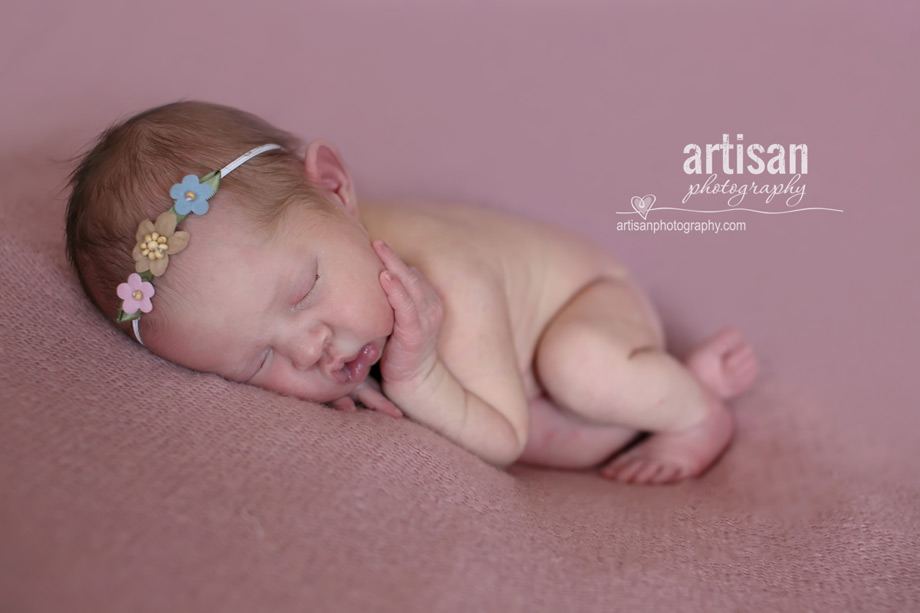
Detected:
left=129, top=143, right=283, bottom=347
left=133, top=318, right=144, bottom=346
left=220, top=143, right=282, bottom=177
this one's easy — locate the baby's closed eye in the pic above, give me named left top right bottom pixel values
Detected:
left=294, top=272, right=321, bottom=309
left=243, top=349, right=272, bottom=384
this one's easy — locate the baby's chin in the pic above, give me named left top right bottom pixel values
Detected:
left=282, top=375, right=366, bottom=405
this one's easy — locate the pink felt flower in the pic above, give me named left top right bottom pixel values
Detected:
left=117, top=273, right=155, bottom=315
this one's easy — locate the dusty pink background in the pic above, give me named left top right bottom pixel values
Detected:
left=2, top=0, right=918, bottom=610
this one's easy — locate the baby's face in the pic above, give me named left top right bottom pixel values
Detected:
left=151, top=197, right=394, bottom=403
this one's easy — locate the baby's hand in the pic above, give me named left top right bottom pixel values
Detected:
left=373, top=240, right=444, bottom=393
left=330, top=378, right=403, bottom=417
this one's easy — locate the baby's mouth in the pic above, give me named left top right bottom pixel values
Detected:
left=329, top=343, right=381, bottom=384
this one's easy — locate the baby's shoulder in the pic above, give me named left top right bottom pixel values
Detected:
left=361, top=198, right=626, bottom=322
left=361, top=199, right=513, bottom=290
left=360, top=198, right=624, bottom=281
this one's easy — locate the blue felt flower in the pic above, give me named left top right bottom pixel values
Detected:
left=171, top=175, right=215, bottom=216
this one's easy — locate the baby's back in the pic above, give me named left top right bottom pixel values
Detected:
left=359, top=199, right=627, bottom=398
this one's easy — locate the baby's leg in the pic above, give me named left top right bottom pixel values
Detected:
left=534, top=277, right=747, bottom=484
left=517, top=394, right=640, bottom=470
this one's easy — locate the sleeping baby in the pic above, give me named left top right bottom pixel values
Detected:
left=65, top=101, right=759, bottom=484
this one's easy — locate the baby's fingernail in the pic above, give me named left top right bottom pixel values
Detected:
left=383, top=271, right=393, bottom=283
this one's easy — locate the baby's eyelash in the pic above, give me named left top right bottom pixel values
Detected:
left=298, top=273, right=320, bottom=305
left=246, top=349, right=271, bottom=383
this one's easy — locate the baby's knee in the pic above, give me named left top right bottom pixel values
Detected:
left=536, top=318, right=639, bottom=387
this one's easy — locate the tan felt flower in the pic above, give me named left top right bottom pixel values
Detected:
left=132, top=212, right=190, bottom=277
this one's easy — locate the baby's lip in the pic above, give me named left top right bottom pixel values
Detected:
left=327, top=352, right=356, bottom=375
left=328, top=342, right=381, bottom=385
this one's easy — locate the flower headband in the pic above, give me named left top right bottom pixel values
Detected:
left=115, top=143, right=282, bottom=346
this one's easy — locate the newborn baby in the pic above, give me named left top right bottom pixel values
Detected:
left=66, top=101, right=759, bottom=484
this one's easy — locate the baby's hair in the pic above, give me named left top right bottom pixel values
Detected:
left=66, top=100, right=322, bottom=333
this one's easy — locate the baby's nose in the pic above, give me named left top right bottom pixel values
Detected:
left=290, top=324, right=332, bottom=370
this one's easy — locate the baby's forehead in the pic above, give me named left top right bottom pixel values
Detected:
left=178, top=199, right=316, bottom=270
left=156, top=214, right=284, bottom=329
left=183, top=195, right=271, bottom=241
left=164, top=204, right=270, bottom=292
left=175, top=195, right=344, bottom=285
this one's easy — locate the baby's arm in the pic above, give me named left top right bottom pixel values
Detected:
left=373, top=240, right=528, bottom=467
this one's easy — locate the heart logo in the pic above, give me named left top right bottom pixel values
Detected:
left=630, top=194, right=656, bottom=220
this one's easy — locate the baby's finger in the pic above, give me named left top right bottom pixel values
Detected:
left=374, top=240, right=416, bottom=283
left=372, top=239, right=401, bottom=267
left=355, top=384, right=403, bottom=418
left=372, top=239, right=399, bottom=271
left=373, top=240, right=435, bottom=308
left=403, top=265, right=432, bottom=306
left=331, top=396, right=357, bottom=412
left=380, top=270, right=422, bottom=332
left=408, top=265, right=443, bottom=312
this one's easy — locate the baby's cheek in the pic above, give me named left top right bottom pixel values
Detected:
left=257, top=364, right=333, bottom=403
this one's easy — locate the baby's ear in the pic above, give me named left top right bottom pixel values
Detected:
left=304, top=139, right=358, bottom=217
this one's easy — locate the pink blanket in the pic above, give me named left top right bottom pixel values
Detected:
left=2, top=151, right=918, bottom=612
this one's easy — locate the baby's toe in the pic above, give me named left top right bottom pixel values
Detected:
left=601, top=455, right=640, bottom=481
left=651, top=462, right=683, bottom=484
left=724, top=345, right=755, bottom=370
left=617, top=458, right=650, bottom=483
left=722, top=325, right=746, bottom=348
left=738, top=359, right=760, bottom=384
left=724, top=349, right=759, bottom=391
left=734, top=359, right=760, bottom=391
left=634, top=461, right=666, bottom=484
left=599, top=456, right=629, bottom=479
left=707, top=325, right=739, bottom=346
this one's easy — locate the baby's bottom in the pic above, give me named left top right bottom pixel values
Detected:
left=518, top=276, right=758, bottom=484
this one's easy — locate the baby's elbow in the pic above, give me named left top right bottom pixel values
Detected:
left=485, top=423, right=528, bottom=469
left=464, top=393, right=529, bottom=468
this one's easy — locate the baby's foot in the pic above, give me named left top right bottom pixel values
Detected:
left=685, top=326, right=759, bottom=400
left=599, top=393, right=734, bottom=484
